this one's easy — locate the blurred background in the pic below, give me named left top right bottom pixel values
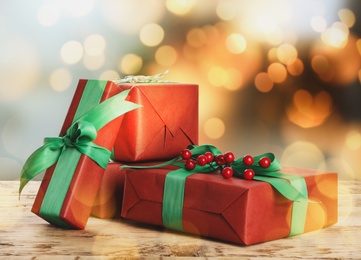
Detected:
left=1, top=0, right=360, bottom=181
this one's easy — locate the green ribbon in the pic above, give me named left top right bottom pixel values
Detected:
left=20, top=80, right=141, bottom=227
left=122, top=144, right=309, bottom=236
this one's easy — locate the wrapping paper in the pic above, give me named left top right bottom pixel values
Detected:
left=112, top=83, right=198, bottom=162
left=91, top=162, right=126, bottom=219
left=121, top=166, right=338, bottom=245
left=31, top=79, right=138, bottom=229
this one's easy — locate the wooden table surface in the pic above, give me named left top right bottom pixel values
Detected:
left=1, top=180, right=360, bottom=259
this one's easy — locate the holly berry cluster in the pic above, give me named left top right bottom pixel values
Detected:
left=180, top=148, right=271, bottom=180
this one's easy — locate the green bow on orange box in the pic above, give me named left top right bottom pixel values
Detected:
left=122, top=144, right=309, bottom=237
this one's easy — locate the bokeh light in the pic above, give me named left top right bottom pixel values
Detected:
left=267, top=62, right=287, bottom=83
left=60, top=40, right=84, bottom=64
left=338, top=9, right=355, bottom=28
left=255, top=72, right=274, bottom=93
left=225, top=34, right=247, bottom=54
left=287, top=58, right=304, bottom=76
left=286, top=90, right=332, bottom=128
left=310, top=16, right=327, bottom=33
left=49, top=69, right=72, bottom=92
left=281, top=141, right=325, bottom=169
left=2, top=0, right=361, bottom=182
left=119, top=54, right=143, bottom=74
left=165, top=0, right=196, bottom=16
left=155, top=45, right=178, bottom=66
left=187, top=28, right=207, bottom=48
left=140, top=23, right=164, bottom=47
left=204, top=118, right=225, bottom=139
left=83, top=34, right=106, bottom=56
left=216, top=1, right=236, bottom=21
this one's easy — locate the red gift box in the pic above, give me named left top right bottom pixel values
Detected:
left=112, top=83, right=198, bottom=162
left=91, top=162, right=126, bottom=219
left=29, top=79, right=139, bottom=229
left=121, top=166, right=338, bottom=245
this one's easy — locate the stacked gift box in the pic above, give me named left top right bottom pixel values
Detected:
left=20, top=73, right=338, bottom=245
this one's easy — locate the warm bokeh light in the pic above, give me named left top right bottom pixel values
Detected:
left=208, top=66, right=227, bottom=87
left=321, top=22, right=349, bottom=48
left=225, top=34, right=247, bottom=54
left=99, top=70, right=120, bottom=80
left=267, top=62, right=287, bottom=83
left=311, top=55, right=329, bottom=74
left=287, top=58, right=304, bottom=76
left=277, top=43, right=297, bottom=65
left=49, top=68, right=72, bottom=92
left=216, top=1, right=236, bottom=21
left=345, top=131, right=361, bottom=150
left=338, top=9, right=355, bottom=28
left=140, top=23, right=164, bottom=47
left=155, top=45, right=178, bottom=66
left=204, top=118, right=225, bottom=139
left=281, top=141, right=325, bottom=169
left=83, top=34, right=106, bottom=56
left=83, top=53, right=105, bottom=70
left=287, top=90, right=333, bottom=128
left=165, top=0, right=196, bottom=16
left=2, top=0, right=361, bottom=182
left=254, top=72, right=274, bottom=93
left=60, top=40, right=83, bottom=64
left=186, top=28, right=207, bottom=48
left=310, top=16, right=327, bottom=33
left=119, top=53, right=143, bottom=74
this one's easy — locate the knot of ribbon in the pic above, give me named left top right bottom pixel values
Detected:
left=19, top=88, right=142, bottom=196
left=122, top=144, right=309, bottom=237
left=113, top=70, right=170, bottom=84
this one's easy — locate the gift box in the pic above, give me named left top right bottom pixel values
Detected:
left=21, top=79, right=140, bottom=229
left=111, top=82, right=198, bottom=162
left=121, top=166, right=338, bottom=245
left=91, top=160, right=167, bottom=219
left=91, top=162, right=125, bottom=219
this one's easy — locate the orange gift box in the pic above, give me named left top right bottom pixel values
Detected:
left=31, top=79, right=138, bottom=229
left=121, top=166, right=338, bottom=245
left=112, top=83, right=198, bottom=162
left=91, top=162, right=126, bottom=219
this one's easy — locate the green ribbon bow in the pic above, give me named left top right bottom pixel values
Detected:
left=122, top=144, right=309, bottom=236
left=19, top=87, right=141, bottom=196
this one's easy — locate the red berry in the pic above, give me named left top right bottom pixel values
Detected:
left=181, top=149, right=192, bottom=160
left=259, top=157, right=271, bottom=168
left=185, top=159, right=196, bottom=170
left=242, top=155, right=254, bottom=166
left=197, top=155, right=208, bottom=166
left=243, top=169, right=255, bottom=180
left=215, top=155, right=226, bottom=166
left=221, top=167, right=233, bottom=179
left=204, top=152, right=214, bottom=163
left=224, top=151, right=235, bottom=163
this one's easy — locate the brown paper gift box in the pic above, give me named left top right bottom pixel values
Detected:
left=121, top=166, right=337, bottom=245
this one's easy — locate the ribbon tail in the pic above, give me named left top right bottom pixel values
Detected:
left=76, top=142, right=111, bottom=169
left=79, top=89, right=142, bottom=131
left=19, top=142, right=62, bottom=196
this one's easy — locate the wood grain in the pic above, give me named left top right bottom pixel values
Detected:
left=1, top=181, right=360, bottom=259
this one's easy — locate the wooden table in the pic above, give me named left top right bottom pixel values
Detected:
left=1, top=181, right=360, bottom=259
